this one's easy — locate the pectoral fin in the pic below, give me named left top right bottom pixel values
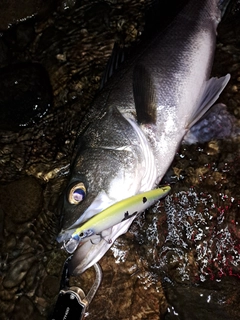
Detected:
left=183, top=103, right=239, bottom=144
left=182, top=74, right=239, bottom=144
left=187, top=74, right=230, bottom=129
left=133, top=63, right=157, bottom=124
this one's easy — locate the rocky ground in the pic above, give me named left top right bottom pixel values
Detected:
left=0, top=0, right=240, bottom=319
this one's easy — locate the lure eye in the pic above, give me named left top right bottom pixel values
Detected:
left=68, top=182, right=86, bottom=205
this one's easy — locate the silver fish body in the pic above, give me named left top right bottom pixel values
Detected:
left=57, top=0, right=231, bottom=274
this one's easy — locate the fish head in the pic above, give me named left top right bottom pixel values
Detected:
left=57, top=143, right=143, bottom=243
left=57, top=110, right=158, bottom=274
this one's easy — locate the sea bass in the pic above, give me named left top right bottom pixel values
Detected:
left=57, top=0, right=232, bottom=274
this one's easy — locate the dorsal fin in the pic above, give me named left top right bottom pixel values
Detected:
left=100, top=43, right=125, bottom=89
left=133, top=63, right=157, bottom=124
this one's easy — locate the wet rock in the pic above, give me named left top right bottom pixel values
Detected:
left=145, top=139, right=240, bottom=319
left=0, top=299, right=15, bottom=320
left=164, top=277, right=240, bottom=320
left=0, top=0, right=54, bottom=31
left=0, top=281, right=17, bottom=301
left=32, top=0, right=147, bottom=109
left=0, top=39, right=8, bottom=66
left=2, top=234, right=17, bottom=252
left=2, top=254, right=37, bottom=289
left=24, top=263, right=42, bottom=295
left=68, top=236, right=168, bottom=320
left=0, top=207, right=4, bottom=244
left=0, top=63, right=52, bottom=131
left=58, top=0, right=77, bottom=12
left=15, top=22, right=36, bottom=51
left=12, top=295, right=44, bottom=320
left=0, top=176, right=43, bottom=223
left=42, top=275, right=59, bottom=298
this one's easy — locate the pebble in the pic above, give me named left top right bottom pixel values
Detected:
left=0, top=176, right=43, bottom=224
left=42, top=275, right=59, bottom=298
left=12, top=295, right=44, bottom=320
left=3, top=254, right=37, bottom=289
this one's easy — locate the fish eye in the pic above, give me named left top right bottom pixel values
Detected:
left=68, top=182, right=86, bottom=205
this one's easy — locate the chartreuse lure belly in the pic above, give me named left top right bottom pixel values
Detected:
left=64, top=185, right=170, bottom=253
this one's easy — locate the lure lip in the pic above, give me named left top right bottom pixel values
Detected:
left=63, top=235, right=80, bottom=254
left=63, top=229, right=95, bottom=253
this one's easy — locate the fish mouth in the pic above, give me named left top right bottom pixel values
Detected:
left=57, top=190, right=116, bottom=243
left=57, top=215, right=136, bottom=275
left=68, top=218, right=137, bottom=275
left=58, top=186, right=171, bottom=275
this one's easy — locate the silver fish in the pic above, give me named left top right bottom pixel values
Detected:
left=57, top=0, right=232, bottom=275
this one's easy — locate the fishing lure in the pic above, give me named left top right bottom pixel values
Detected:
left=63, top=185, right=171, bottom=253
